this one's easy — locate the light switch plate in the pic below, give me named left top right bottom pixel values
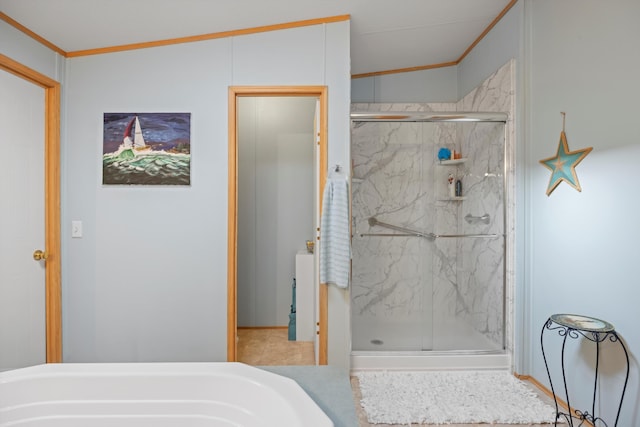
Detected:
left=71, top=220, right=83, bottom=238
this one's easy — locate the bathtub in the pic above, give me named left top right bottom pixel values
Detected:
left=0, top=362, right=333, bottom=427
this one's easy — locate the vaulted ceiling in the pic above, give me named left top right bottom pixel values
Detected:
left=0, top=0, right=514, bottom=76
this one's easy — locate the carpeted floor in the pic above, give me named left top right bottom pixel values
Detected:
left=354, top=371, right=558, bottom=426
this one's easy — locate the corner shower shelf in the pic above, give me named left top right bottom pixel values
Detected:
left=438, top=158, right=468, bottom=165
left=439, top=196, right=467, bottom=201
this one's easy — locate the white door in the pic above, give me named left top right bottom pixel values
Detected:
left=0, top=68, right=47, bottom=371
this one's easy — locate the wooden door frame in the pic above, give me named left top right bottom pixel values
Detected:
left=227, top=86, right=328, bottom=364
left=0, top=54, right=61, bottom=363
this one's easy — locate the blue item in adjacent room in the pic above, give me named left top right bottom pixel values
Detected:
left=288, top=278, right=296, bottom=341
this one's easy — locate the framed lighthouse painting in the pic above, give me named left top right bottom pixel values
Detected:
left=102, top=112, right=191, bottom=185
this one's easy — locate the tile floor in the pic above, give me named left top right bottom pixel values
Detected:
left=236, top=327, right=315, bottom=365
left=237, top=328, right=560, bottom=426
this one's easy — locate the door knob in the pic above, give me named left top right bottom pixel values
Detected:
left=33, top=250, right=48, bottom=261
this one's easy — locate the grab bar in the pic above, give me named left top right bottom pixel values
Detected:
left=364, top=217, right=501, bottom=240
left=367, top=217, right=436, bottom=241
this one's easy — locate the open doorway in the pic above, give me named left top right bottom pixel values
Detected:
left=227, top=86, right=328, bottom=365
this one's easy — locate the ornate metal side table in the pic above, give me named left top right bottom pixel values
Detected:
left=541, top=314, right=629, bottom=427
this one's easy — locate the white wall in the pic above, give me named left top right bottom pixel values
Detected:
left=526, top=1, right=639, bottom=423
left=456, top=1, right=523, bottom=99
left=351, top=66, right=458, bottom=103
left=350, top=0, right=523, bottom=105
left=237, top=97, right=315, bottom=327
left=321, top=21, right=352, bottom=368
left=64, top=40, right=230, bottom=362
left=0, top=20, right=62, bottom=81
left=63, top=21, right=352, bottom=367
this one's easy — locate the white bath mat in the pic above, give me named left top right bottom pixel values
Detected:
left=356, top=370, right=559, bottom=425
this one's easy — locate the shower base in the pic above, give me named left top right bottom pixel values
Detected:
left=351, top=350, right=510, bottom=372
left=351, top=315, right=510, bottom=371
left=352, top=315, right=503, bottom=351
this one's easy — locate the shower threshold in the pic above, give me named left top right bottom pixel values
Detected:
left=350, top=350, right=510, bottom=372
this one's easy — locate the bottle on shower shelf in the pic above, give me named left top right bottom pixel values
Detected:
left=448, top=174, right=455, bottom=198
left=455, top=179, right=462, bottom=197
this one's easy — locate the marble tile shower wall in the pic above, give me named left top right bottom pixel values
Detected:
left=350, top=59, right=515, bottom=352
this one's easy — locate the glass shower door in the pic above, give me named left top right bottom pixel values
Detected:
left=350, top=119, right=506, bottom=353
left=429, top=121, right=505, bottom=352
left=351, top=121, right=433, bottom=351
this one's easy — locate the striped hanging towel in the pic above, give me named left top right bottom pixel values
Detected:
left=320, top=177, right=350, bottom=289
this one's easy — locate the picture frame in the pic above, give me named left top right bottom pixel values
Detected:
left=103, top=112, right=191, bottom=185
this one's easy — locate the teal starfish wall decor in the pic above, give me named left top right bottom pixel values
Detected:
left=539, top=130, right=592, bottom=196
